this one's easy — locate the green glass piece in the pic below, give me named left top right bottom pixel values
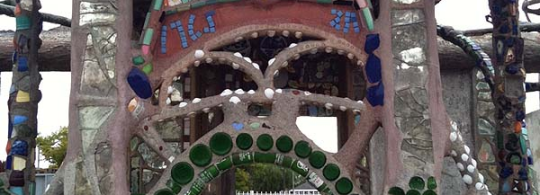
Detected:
left=143, top=28, right=154, bottom=45
left=335, top=177, right=353, bottom=194
left=291, top=160, right=309, bottom=177
left=276, top=135, right=293, bottom=153
left=316, top=0, right=332, bottom=3
left=510, top=154, right=521, bottom=164
left=274, top=154, right=294, bottom=168
left=16, top=16, right=31, bottom=30
left=199, top=165, right=220, bottom=183
left=189, top=144, right=212, bottom=167
left=191, top=1, right=206, bottom=8
left=520, top=135, right=527, bottom=154
left=216, top=156, right=233, bottom=171
left=236, top=133, right=253, bottom=150
left=294, top=141, right=312, bottom=158
left=143, top=12, right=151, bottom=29
left=256, top=134, right=274, bottom=151
left=362, top=8, right=374, bottom=31
left=210, top=132, right=233, bottom=155
left=153, top=0, right=163, bottom=10
left=166, top=179, right=182, bottom=193
left=249, top=122, right=261, bottom=129
left=422, top=190, right=437, bottom=195
left=476, top=82, right=490, bottom=90
left=388, top=187, right=405, bottom=195
left=323, top=163, right=340, bottom=181
left=171, top=162, right=194, bottom=185
left=142, top=64, right=153, bottom=75
left=254, top=152, right=276, bottom=164
left=406, top=190, right=421, bottom=195
left=187, top=179, right=204, bottom=195
left=409, top=176, right=425, bottom=190
left=30, top=182, right=35, bottom=195
left=154, top=188, right=175, bottom=195
left=232, top=152, right=254, bottom=165
left=427, top=176, right=437, bottom=190
left=309, top=151, right=327, bottom=169
left=132, top=56, right=145, bottom=66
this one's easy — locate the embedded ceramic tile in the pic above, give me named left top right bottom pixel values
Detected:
left=392, top=9, right=425, bottom=26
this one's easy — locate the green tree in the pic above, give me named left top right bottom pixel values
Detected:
left=36, top=127, right=68, bottom=168
left=235, top=163, right=304, bottom=192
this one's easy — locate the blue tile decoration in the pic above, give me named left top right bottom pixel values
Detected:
left=232, top=122, right=244, bottom=131
left=365, top=34, right=380, bottom=54
left=127, top=68, right=153, bottom=99
left=330, top=10, right=360, bottom=34
left=5, top=156, right=11, bottom=170
left=364, top=34, right=383, bottom=107
left=12, top=116, right=27, bottom=125
left=161, top=25, right=167, bottom=54
left=10, top=140, right=28, bottom=156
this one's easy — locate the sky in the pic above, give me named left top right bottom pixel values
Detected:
left=0, top=0, right=539, bottom=167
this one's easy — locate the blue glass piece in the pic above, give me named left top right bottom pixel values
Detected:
left=11, top=140, right=28, bottom=156
left=175, top=21, right=182, bottom=27
left=191, top=35, right=197, bottom=41
left=367, top=82, right=384, bottom=106
left=366, top=54, right=382, bottom=83
left=8, top=115, right=13, bottom=138
left=161, top=25, right=167, bottom=31
left=330, top=20, right=337, bottom=27
left=518, top=168, right=528, bottom=180
left=345, top=11, right=351, bottom=17
left=207, top=16, right=213, bottom=22
left=188, top=24, right=193, bottom=30
left=17, top=56, right=28, bottom=72
left=337, top=11, right=343, bottom=17
left=505, top=64, right=519, bottom=75
left=182, top=43, right=188, bottom=48
left=354, top=115, right=360, bottom=125
left=204, top=27, right=209, bottom=33
left=354, top=27, right=360, bottom=33
left=335, top=24, right=341, bottom=30
left=345, top=17, right=350, bottom=23
left=502, top=181, right=511, bottom=193
left=210, top=27, right=216, bottom=33
left=189, top=18, right=194, bottom=24
left=189, top=14, right=195, bottom=19
left=209, top=21, right=215, bottom=27
left=5, top=156, right=12, bottom=170
left=188, top=30, right=194, bottom=35
left=161, top=48, right=166, bottom=54
left=345, top=22, right=350, bottom=28
left=343, top=28, right=349, bottom=33
left=522, top=121, right=527, bottom=128
left=232, top=122, right=244, bottom=131
left=196, top=31, right=202, bottom=37
left=205, top=10, right=215, bottom=17
left=331, top=9, right=336, bottom=15
left=170, top=22, right=176, bottom=29
left=181, top=37, right=187, bottom=42
left=516, top=110, right=525, bottom=121
left=127, top=68, right=153, bottom=99
left=500, top=166, right=513, bottom=179
left=333, top=17, right=340, bottom=23
left=308, top=106, right=318, bottom=116
left=353, top=22, right=359, bottom=28
left=12, top=116, right=27, bottom=125
left=365, top=34, right=380, bottom=54
left=529, top=156, right=534, bottom=165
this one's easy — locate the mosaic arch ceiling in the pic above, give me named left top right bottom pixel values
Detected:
left=125, top=0, right=382, bottom=194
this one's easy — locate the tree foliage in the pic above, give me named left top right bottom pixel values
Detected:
left=235, top=163, right=305, bottom=192
left=36, top=126, right=68, bottom=168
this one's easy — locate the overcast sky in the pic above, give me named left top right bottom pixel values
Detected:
left=0, top=0, right=539, bottom=167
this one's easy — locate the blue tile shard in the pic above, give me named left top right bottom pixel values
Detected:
left=127, top=68, right=153, bottom=99
left=10, top=140, right=28, bottom=156
left=364, top=34, right=380, bottom=54
left=367, top=82, right=384, bottom=106
left=365, top=54, right=381, bottom=83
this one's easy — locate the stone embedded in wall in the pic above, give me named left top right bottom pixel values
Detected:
left=78, top=106, right=114, bottom=129
left=81, top=129, right=98, bottom=153
left=80, top=60, right=113, bottom=96
left=392, top=9, right=425, bottom=26
left=79, top=2, right=118, bottom=26
left=393, top=0, right=421, bottom=4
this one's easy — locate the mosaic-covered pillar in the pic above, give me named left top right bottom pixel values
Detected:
left=380, top=0, right=448, bottom=193
left=45, top=0, right=132, bottom=194
left=488, top=0, right=533, bottom=193
left=6, top=0, right=43, bottom=194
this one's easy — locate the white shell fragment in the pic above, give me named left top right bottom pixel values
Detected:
left=235, top=89, right=245, bottom=95
left=463, top=175, right=473, bottom=185
left=220, top=89, right=233, bottom=96
left=192, top=98, right=201, bottom=103
left=167, top=86, right=174, bottom=94
left=234, top=52, right=243, bottom=58
left=194, top=50, right=205, bottom=59
left=450, top=132, right=457, bottom=142
left=264, top=88, right=274, bottom=99
left=244, top=57, right=252, bottom=63
left=247, top=90, right=255, bottom=94
left=475, top=183, right=484, bottom=190
left=461, top=154, right=469, bottom=162
left=268, top=58, right=276, bottom=66
left=232, top=63, right=240, bottom=69
left=451, top=150, right=457, bottom=157
left=179, top=102, right=188, bottom=107
left=166, top=98, right=171, bottom=105
left=457, top=163, right=464, bottom=171
left=464, top=145, right=470, bottom=154
left=467, top=165, right=475, bottom=173
left=289, top=43, right=298, bottom=48
left=275, top=89, right=283, bottom=94
left=229, top=96, right=241, bottom=104
left=325, top=103, right=333, bottom=109
left=339, top=106, right=347, bottom=111
left=252, top=63, right=260, bottom=70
